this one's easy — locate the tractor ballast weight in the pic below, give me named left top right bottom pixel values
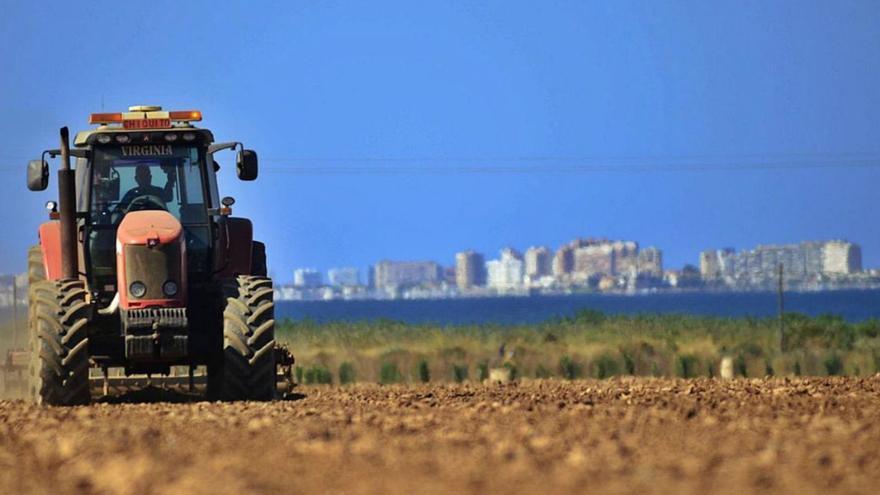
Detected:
left=25, top=106, right=288, bottom=405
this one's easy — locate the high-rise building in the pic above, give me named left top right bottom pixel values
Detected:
left=823, top=241, right=862, bottom=274
left=717, top=248, right=737, bottom=282
left=486, top=248, right=524, bottom=290
left=700, top=248, right=736, bottom=281
left=549, top=237, right=644, bottom=284
left=699, top=250, right=721, bottom=280
left=293, top=268, right=322, bottom=288
left=573, top=244, right=614, bottom=280
left=611, top=241, right=639, bottom=274
left=552, top=245, right=574, bottom=279
left=372, top=260, right=442, bottom=291
left=442, top=266, right=457, bottom=285
left=501, top=247, right=523, bottom=260
left=553, top=237, right=607, bottom=279
left=701, top=240, right=863, bottom=288
left=524, top=246, right=552, bottom=280
left=758, top=244, right=807, bottom=280
left=802, top=241, right=825, bottom=276
left=637, top=246, right=663, bottom=278
left=328, top=267, right=360, bottom=287
left=0, top=274, right=27, bottom=309
left=455, top=250, right=486, bottom=290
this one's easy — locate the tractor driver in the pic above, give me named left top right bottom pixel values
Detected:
left=118, top=164, right=176, bottom=209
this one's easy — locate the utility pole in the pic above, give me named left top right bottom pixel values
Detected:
left=11, top=276, right=18, bottom=348
left=777, top=263, right=785, bottom=352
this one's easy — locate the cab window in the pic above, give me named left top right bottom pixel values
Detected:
left=90, top=145, right=208, bottom=226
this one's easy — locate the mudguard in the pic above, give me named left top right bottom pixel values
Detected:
left=37, top=221, right=62, bottom=280
left=219, top=217, right=253, bottom=277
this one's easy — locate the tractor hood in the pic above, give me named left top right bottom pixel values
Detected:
left=117, top=210, right=182, bottom=247
left=116, top=210, right=187, bottom=309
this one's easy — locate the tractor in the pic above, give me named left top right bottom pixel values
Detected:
left=25, top=105, right=290, bottom=405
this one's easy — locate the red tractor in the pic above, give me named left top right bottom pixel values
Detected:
left=26, top=106, right=289, bottom=405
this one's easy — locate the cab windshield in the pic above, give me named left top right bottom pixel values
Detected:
left=89, top=145, right=208, bottom=226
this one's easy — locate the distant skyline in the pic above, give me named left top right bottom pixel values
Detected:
left=293, top=234, right=867, bottom=278
left=2, top=1, right=880, bottom=283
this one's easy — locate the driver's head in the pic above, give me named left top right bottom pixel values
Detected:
left=134, top=165, right=152, bottom=188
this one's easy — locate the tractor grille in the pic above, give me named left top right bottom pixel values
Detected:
left=124, top=307, right=188, bottom=330
left=123, top=307, right=189, bottom=360
left=124, top=243, right=181, bottom=301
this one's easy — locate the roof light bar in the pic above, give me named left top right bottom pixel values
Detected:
left=89, top=113, right=124, bottom=124
left=169, top=110, right=202, bottom=122
left=89, top=109, right=202, bottom=126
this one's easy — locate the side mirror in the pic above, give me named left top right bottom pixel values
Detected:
left=236, top=149, right=258, bottom=181
left=27, top=160, right=49, bottom=191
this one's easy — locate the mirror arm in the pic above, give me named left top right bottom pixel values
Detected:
left=207, top=142, right=241, bottom=154
left=42, top=148, right=89, bottom=160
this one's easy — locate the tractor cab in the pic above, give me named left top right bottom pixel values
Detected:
left=28, top=106, right=259, bottom=303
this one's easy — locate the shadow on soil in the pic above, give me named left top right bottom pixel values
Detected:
left=95, top=386, right=308, bottom=404
left=96, top=386, right=204, bottom=404
left=279, top=391, right=307, bottom=401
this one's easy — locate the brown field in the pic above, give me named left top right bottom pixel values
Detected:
left=1, top=377, right=879, bottom=494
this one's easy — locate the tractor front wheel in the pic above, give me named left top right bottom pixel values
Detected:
left=28, top=279, right=91, bottom=406
left=207, top=275, right=276, bottom=401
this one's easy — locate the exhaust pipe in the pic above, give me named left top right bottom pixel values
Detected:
left=58, top=127, right=78, bottom=280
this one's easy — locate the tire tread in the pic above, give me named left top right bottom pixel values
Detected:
left=28, top=279, right=91, bottom=406
left=209, top=275, right=276, bottom=401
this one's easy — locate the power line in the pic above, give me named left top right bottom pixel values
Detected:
left=5, top=151, right=880, bottom=164
left=2, top=155, right=880, bottom=175
left=259, top=158, right=880, bottom=175
left=260, top=151, right=880, bottom=163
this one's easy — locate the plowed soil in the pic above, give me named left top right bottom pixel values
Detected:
left=1, top=377, right=879, bottom=494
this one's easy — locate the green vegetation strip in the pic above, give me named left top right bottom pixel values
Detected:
left=278, top=310, right=880, bottom=384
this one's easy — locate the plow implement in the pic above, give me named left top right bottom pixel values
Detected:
left=1, top=349, right=28, bottom=395
left=88, top=345, right=296, bottom=399
left=3, top=345, right=296, bottom=400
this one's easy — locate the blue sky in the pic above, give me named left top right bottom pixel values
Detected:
left=2, top=1, right=879, bottom=282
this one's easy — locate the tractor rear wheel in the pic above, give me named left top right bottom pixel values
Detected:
left=207, top=275, right=276, bottom=401
left=28, top=279, right=91, bottom=406
left=28, top=245, right=45, bottom=286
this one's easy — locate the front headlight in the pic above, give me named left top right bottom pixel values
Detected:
left=162, top=280, right=179, bottom=297
left=129, top=281, right=147, bottom=298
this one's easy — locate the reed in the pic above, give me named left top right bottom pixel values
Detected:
left=275, top=310, right=880, bottom=383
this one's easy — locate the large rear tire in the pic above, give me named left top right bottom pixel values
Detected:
left=28, top=279, right=91, bottom=406
left=207, top=275, right=276, bottom=401
left=28, top=245, right=45, bottom=286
